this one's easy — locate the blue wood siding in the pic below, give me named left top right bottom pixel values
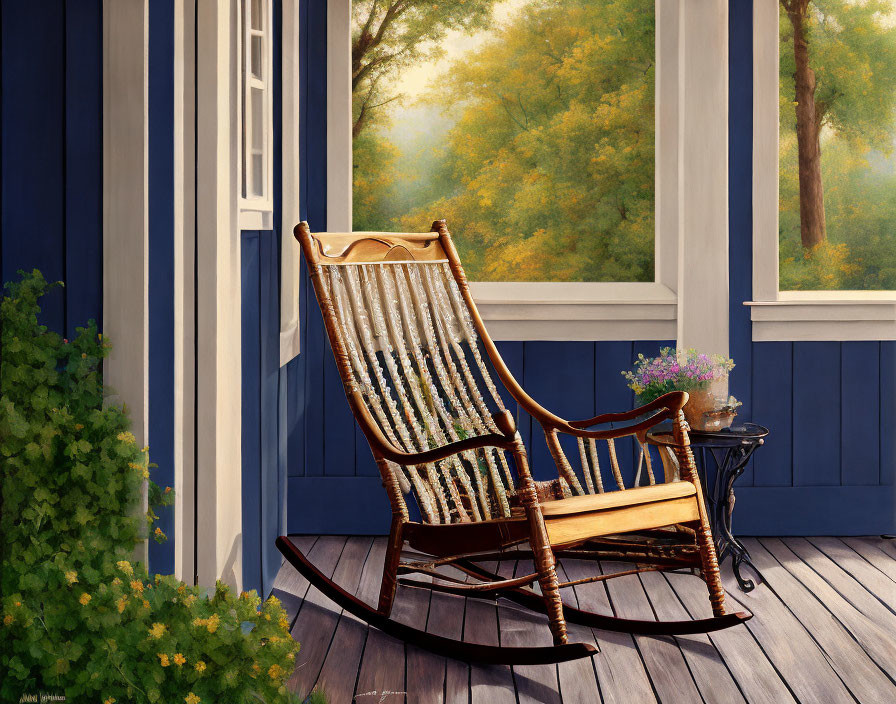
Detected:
left=287, top=0, right=895, bottom=536
left=0, top=1, right=182, bottom=576
left=1, top=1, right=101, bottom=336
left=239, top=0, right=289, bottom=597
left=148, top=0, right=176, bottom=577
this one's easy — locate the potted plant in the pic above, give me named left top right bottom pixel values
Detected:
left=622, top=348, right=741, bottom=432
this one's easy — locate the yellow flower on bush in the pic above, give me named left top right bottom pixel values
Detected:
left=268, top=663, right=284, bottom=680
left=112, top=577, right=122, bottom=586
left=173, top=653, right=186, bottom=666
left=185, top=693, right=200, bottom=704
left=65, top=570, right=78, bottom=585
left=130, top=580, right=144, bottom=593
left=195, top=660, right=207, bottom=673
left=158, top=653, right=170, bottom=667
left=149, top=623, right=166, bottom=639
left=117, top=431, right=136, bottom=444
left=192, top=617, right=205, bottom=628
left=278, top=616, right=289, bottom=630
left=116, top=561, right=133, bottom=576
left=142, top=599, right=150, bottom=609
left=154, top=527, right=166, bottom=539
left=103, top=698, right=115, bottom=704
left=117, top=597, right=127, bottom=613
left=79, top=593, right=91, bottom=606
left=3, top=613, right=14, bottom=626
left=205, top=613, right=220, bottom=634
left=184, top=594, right=196, bottom=607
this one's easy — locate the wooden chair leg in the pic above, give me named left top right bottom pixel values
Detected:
left=531, top=523, right=568, bottom=646
left=378, top=517, right=404, bottom=616
left=671, top=411, right=727, bottom=617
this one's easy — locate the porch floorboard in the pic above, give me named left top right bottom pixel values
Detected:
left=275, top=535, right=896, bottom=703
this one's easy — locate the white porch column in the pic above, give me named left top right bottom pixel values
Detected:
left=677, top=0, right=729, bottom=356
left=103, top=0, right=149, bottom=563
left=195, top=0, right=243, bottom=590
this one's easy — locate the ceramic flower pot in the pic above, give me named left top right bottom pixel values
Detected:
left=683, top=387, right=736, bottom=432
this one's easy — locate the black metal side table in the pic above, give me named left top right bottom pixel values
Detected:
left=646, top=423, right=769, bottom=591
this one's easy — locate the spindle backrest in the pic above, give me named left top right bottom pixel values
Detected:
left=296, top=222, right=677, bottom=526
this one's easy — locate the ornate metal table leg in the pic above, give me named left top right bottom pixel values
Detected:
left=706, top=445, right=764, bottom=592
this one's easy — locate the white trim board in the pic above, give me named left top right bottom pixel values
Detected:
left=103, top=0, right=149, bottom=565
left=280, top=0, right=301, bottom=365
left=194, top=0, right=243, bottom=591
left=319, top=0, right=737, bottom=345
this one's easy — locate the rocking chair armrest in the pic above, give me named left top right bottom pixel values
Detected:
left=540, top=391, right=689, bottom=441
left=568, top=391, right=688, bottom=429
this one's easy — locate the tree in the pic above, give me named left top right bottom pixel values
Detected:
left=351, top=0, right=499, bottom=138
left=780, top=0, right=896, bottom=249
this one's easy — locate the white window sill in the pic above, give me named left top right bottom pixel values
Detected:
left=470, top=282, right=677, bottom=341
left=745, top=294, right=896, bottom=341
left=238, top=207, right=273, bottom=231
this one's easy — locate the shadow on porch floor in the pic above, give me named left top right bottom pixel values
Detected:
left=273, top=535, right=896, bottom=704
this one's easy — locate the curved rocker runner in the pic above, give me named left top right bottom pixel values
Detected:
left=278, top=220, right=752, bottom=665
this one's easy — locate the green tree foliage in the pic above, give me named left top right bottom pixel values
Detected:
left=1, top=271, right=300, bottom=703
left=779, top=0, right=896, bottom=289
left=352, top=0, right=500, bottom=137
left=354, top=0, right=655, bottom=282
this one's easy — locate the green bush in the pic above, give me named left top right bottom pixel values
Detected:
left=1, top=271, right=300, bottom=703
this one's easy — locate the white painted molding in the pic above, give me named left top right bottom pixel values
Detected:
left=326, top=0, right=352, bottom=231
left=280, top=0, right=301, bottom=365
left=676, top=0, right=729, bottom=356
left=471, top=282, right=676, bottom=341
left=655, top=0, right=680, bottom=294
left=752, top=0, right=780, bottom=303
left=195, top=0, right=243, bottom=591
left=103, top=0, right=149, bottom=564
left=173, top=0, right=197, bottom=584
left=746, top=296, right=896, bottom=340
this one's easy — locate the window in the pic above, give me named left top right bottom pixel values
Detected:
left=751, top=1, right=896, bottom=341
left=350, top=0, right=655, bottom=284
left=779, top=0, right=896, bottom=292
left=329, top=0, right=731, bottom=348
left=240, top=0, right=273, bottom=229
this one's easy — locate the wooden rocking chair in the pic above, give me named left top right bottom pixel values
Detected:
left=277, top=220, right=751, bottom=665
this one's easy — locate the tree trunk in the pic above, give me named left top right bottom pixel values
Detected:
left=785, top=0, right=826, bottom=248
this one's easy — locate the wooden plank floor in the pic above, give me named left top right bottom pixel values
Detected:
left=273, top=536, right=896, bottom=704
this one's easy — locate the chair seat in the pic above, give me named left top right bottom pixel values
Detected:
left=540, top=481, right=696, bottom=518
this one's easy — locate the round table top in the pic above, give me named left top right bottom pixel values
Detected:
left=647, top=422, right=769, bottom=448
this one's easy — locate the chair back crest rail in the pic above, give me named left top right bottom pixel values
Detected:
left=295, top=221, right=690, bottom=527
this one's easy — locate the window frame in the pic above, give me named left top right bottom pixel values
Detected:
left=748, top=0, right=896, bottom=342
left=327, top=0, right=730, bottom=348
left=238, top=0, right=274, bottom=231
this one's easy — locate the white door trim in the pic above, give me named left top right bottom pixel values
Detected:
left=102, top=0, right=150, bottom=564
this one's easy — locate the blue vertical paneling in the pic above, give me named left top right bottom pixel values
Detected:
left=259, top=230, right=282, bottom=596
left=1, top=1, right=66, bottom=330
left=241, top=233, right=263, bottom=593
left=840, top=342, right=880, bottom=486
left=64, top=0, right=102, bottom=337
left=881, top=342, right=896, bottom=487
left=793, top=342, right=842, bottom=486
left=728, top=0, right=754, bottom=486
left=596, top=341, right=636, bottom=486
left=495, top=341, right=529, bottom=450
left=523, top=342, right=595, bottom=481
left=147, top=0, right=176, bottom=576
left=751, top=342, right=794, bottom=486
